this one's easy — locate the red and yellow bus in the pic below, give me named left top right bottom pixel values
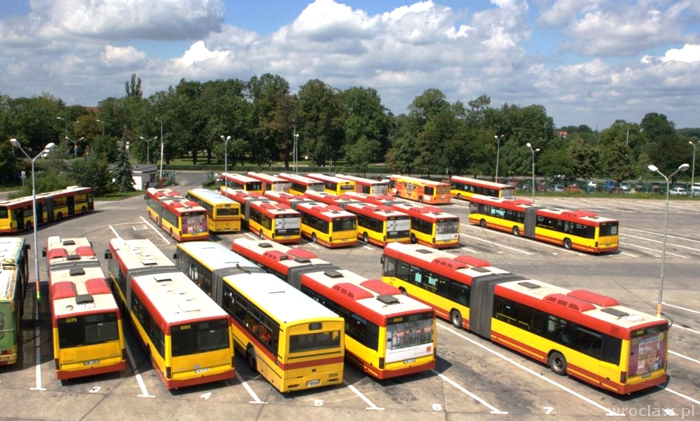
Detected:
left=450, top=175, right=516, bottom=201
left=44, top=236, right=127, bottom=381
left=220, top=188, right=301, bottom=243
left=0, top=186, right=94, bottom=233
left=246, top=171, right=290, bottom=192
left=278, top=173, right=325, bottom=195
left=105, top=238, right=234, bottom=389
left=0, top=237, right=29, bottom=366
left=185, top=188, right=241, bottom=233
left=468, top=196, right=619, bottom=253
left=305, top=173, right=356, bottom=195
left=381, top=242, right=668, bottom=394
left=174, top=241, right=345, bottom=393
left=335, top=174, right=389, bottom=195
left=220, top=172, right=263, bottom=193
left=145, top=188, right=209, bottom=242
left=389, top=175, right=451, bottom=204
left=388, top=202, right=459, bottom=248
left=295, top=201, right=358, bottom=248
left=233, top=238, right=436, bottom=379
left=343, top=202, right=411, bottom=246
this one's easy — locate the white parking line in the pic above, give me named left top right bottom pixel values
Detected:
left=431, top=369, right=507, bottom=414
left=661, top=302, right=700, bottom=315
left=459, top=230, right=533, bottom=255
left=124, top=341, right=155, bottom=398
left=235, top=372, right=266, bottom=404
left=622, top=233, right=700, bottom=253
left=139, top=216, right=171, bottom=244
left=625, top=227, right=700, bottom=244
left=619, top=242, right=688, bottom=258
left=344, top=381, right=384, bottom=410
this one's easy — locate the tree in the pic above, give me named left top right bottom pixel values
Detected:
left=125, top=74, right=143, bottom=98
left=341, top=87, right=392, bottom=163
left=68, top=155, right=112, bottom=196
left=249, top=74, right=295, bottom=166
left=112, top=133, right=135, bottom=192
left=297, top=79, right=345, bottom=167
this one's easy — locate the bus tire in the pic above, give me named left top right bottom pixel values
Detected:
left=450, top=309, right=462, bottom=329
left=410, top=233, right=417, bottom=244
left=81, top=207, right=87, bottom=214
left=25, top=221, right=32, bottom=232
left=396, top=192, right=400, bottom=198
left=399, top=287, right=408, bottom=296
left=311, top=233, right=317, bottom=243
left=548, top=351, right=567, bottom=375
left=363, top=232, right=369, bottom=243
left=456, top=193, right=462, bottom=200
left=56, top=212, right=63, bottom=221
left=259, top=229, right=264, bottom=240
left=479, top=219, right=487, bottom=228
left=512, top=226, right=520, bottom=236
left=563, top=238, right=572, bottom=250
left=246, top=346, right=257, bottom=372
left=418, top=196, right=423, bottom=203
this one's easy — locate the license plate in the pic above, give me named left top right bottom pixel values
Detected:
left=306, top=379, right=321, bottom=386
left=0, top=355, right=11, bottom=362
left=195, top=367, right=210, bottom=374
left=83, top=360, right=99, bottom=366
left=642, top=372, right=651, bottom=378
left=403, top=358, right=416, bottom=364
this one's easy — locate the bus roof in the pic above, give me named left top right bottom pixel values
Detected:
left=45, top=236, right=99, bottom=269
left=177, top=241, right=258, bottom=273
left=108, top=238, right=178, bottom=278
left=450, top=175, right=515, bottom=189
left=187, top=188, right=238, bottom=205
left=0, top=237, right=25, bottom=301
left=383, top=243, right=498, bottom=277
left=278, top=173, right=324, bottom=185
left=223, top=272, right=341, bottom=323
left=49, top=266, right=119, bottom=318
left=221, top=172, right=258, bottom=183
left=335, top=174, right=386, bottom=185
left=389, top=202, right=459, bottom=220
left=296, top=201, right=355, bottom=218
left=345, top=202, right=410, bottom=219
left=232, top=238, right=330, bottom=275
left=247, top=171, right=286, bottom=182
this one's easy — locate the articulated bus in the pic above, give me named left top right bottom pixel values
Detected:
left=305, top=173, right=356, bottom=195
left=44, top=236, right=127, bottom=381
left=0, top=186, right=94, bottom=233
left=278, top=173, right=325, bottom=195
left=219, top=172, right=263, bottom=193
left=185, top=188, right=241, bottom=233
left=220, top=188, right=301, bottom=243
left=246, top=172, right=289, bottom=192
left=295, top=202, right=358, bottom=248
left=450, top=175, right=516, bottom=201
left=389, top=202, right=459, bottom=248
left=174, top=241, right=345, bottom=393
left=343, top=202, right=411, bottom=246
left=381, top=243, right=668, bottom=394
left=232, top=238, right=436, bottom=379
left=468, top=196, right=619, bottom=253
left=335, top=174, right=389, bottom=195
left=0, top=237, right=29, bottom=366
left=105, top=238, right=234, bottom=389
left=389, top=175, right=451, bottom=205
left=145, top=188, right=210, bottom=242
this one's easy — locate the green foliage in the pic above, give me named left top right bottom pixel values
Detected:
left=112, top=136, right=135, bottom=192
left=126, top=74, right=143, bottom=98
left=68, top=156, right=113, bottom=196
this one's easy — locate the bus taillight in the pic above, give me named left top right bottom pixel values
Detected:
left=166, top=366, right=172, bottom=379
left=379, top=357, right=384, bottom=369
left=620, top=371, right=627, bottom=383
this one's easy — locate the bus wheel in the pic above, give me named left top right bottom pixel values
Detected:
left=259, top=230, right=264, bottom=240
left=246, top=346, right=257, bottom=372
left=81, top=207, right=87, bottom=214
left=311, top=233, right=317, bottom=243
left=512, top=226, right=520, bottom=236
left=363, top=232, right=369, bottom=243
left=410, top=233, right=417, bottom=244
left=450, top=310, right=462, bottom=329
left=25, top=221, right=32, bottom=232
left=418, top=197, right=423, bottom=203
left=56, top=213, right=63, bottom=221
left=399, top=287, right=408, bottom=296
left=456, top=193, right=462, bottom=200
left=479, top=219, right=487, bottom=228
left=563, top=238, right=572, bottom=250
left=396, top=192, right=400, bottom=198
left=548, top=351, right=567, bottom=375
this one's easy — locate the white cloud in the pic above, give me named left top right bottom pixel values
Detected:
left=661, top=43, right=700, bottom=63
left=101, top=45, right=148, bottom=67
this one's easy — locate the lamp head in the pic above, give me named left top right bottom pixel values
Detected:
left=679, top=163, right=690, bottom=171
left=140, top=136, right=145, bottom=140
left=526, top=142, right=531, bottom=148
left=10, top=138, right=21, bottom=148
left=535, top=148, right=540, bottom=153
left=45, top=143, right=56, bottom=150
left=648, top=164, right=659, bottom=172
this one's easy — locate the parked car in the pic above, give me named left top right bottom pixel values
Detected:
left=692, top=184, right=700, bottom=197
left=604, top=180, right=616, bottom=193
left=568, top=183, right=581, bottom=193
left=619, top=181, right=631, bottom=192
left=669, top=187, right=688, bottom=196
left=553, top=184, right=565, bottom=193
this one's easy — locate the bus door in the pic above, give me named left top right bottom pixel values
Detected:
left=35, top=202, right=44, bottom=224
left=14, top=209, right=25, bottom=231
left=46, top=198, right=56, bottom=222
left=524, top=207, right=540, bottom=239
left=67, top=196, right=75, bottom=216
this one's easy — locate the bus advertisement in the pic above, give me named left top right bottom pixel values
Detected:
left=468, top=196, right=619, bottom=253
left=0, top=237, right=29, bottom=366
left=145, top=188, right=209, bottom=242
left=186, top=188, right=242, bottom=233
left=105, top=238, right=235, bottom=389
left=232, top=238, right=437, bottom=380
left=450, top=175, right=516, bottom=201
left=174, top=241, right=345, bottom=393
left=381, top=243, right=668, bottom=394
left=0, top=186, right=94, bottom=233
left=44, top=236, right=127, bottom=381
left=335, top=174, right=389, bottom=196
left=389, top=175, right=451, bottom=205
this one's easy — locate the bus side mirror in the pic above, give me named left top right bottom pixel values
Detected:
left=42, top=247, right=46, bottom=257
left=104, top=250, right=111, bottom=260
left=173, top=252, right=178, bottom=259
left=25, top=244, right=31, bottom=251
left=380, top=255, right=385, bottom=264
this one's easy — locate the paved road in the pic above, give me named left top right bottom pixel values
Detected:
left=2, top=173, right=699, bottom=421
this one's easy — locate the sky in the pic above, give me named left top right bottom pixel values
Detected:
left=1, top=0, right=699, bottom=129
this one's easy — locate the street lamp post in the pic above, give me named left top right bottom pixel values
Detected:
left=139, top=136, right=157, bottom=164
left=96, top=119, right=105, bottom=135
left=690, top=140, right=698, bottom=197
left=10, top=138, right=56, bottom=309
left=65, top=136, right=84, bottom=157
left=56, top=116, right=67, bottom=141
left=156, top=118, right=164, bottom=184
left=220, top=135, right=232, bottom=175
left=647, top=163, right=690, bottom=318
left=494, top=135, right=504, bottom=183
left=526, top=142, right=540, bottom=203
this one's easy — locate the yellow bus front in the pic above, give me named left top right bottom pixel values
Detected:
left=594, top=222, right=619, bottom=253
left=211, top=204, right=241, bottom=233
left=328, top=216, right=358, bottom=247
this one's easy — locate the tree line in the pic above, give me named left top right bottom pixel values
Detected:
left=2, top=73, right=698, bottom=196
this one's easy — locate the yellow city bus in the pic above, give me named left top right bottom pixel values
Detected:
left=145, top=188, right=210, bottom=242
left=233, top=238, right=437, bottom=380
left=305, top=173, right=356, bottom=195
left=246, top=171, right=289, bottom=192
left=389, top=202, right=460, bottom=248
left=381, top=243, right=669, bottom=394
left=220, top=173, right=263, bottom=193
left=105, top=238, right=234, bottom=389
left=0, top=237, right=29, bottom=366
left=389, top=175, right=451, bottom=204
left=185, top=188, right=242, bottom=233
left=344, top=202, right=411, bottom=246
left=295, top=201, right=358, bottom=248
left=335, top=174, right=389, bottom=195
left=44, top=236, right=127, bottom=382
left=450, top=175, right=516, bottom=201
left=173, top=241, right=345, bottom=393
left=278, top=173, right=325, bottom=195
left=220, top=188, right=302, bottom=243
left=468, top=196, right=619, bottom=253
left=0, top=186, right=94, bottom=233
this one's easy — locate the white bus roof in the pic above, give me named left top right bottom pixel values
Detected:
left=177, top=241, right=258, bottom=272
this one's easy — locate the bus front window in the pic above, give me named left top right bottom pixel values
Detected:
left=333, top=217, right=357, bottom=232
left=501, top=188, right=516, bottom=200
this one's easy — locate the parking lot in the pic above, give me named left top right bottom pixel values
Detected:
left=2, top=172, right=700, bottom=420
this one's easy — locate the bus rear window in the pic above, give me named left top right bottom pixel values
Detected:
left=57, top=312, right=119, bottom=348
left=172, top=319, right=230, bottom=356
left=599, top=222, right=619, bottom=237
left=289, top=330, right=341, bottom=353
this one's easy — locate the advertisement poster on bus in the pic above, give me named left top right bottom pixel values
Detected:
left=629, top=330, right=666, bottom=376
left=182, top=213, right=207, bottom=234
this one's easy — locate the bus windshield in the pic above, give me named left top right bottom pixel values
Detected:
left=599, top=222, right=619, bottom=237
left=171, top=319, right=230, bottom=356
left=387, top=313, right=434, bottom=350
left=501, top=188, right=516, bottom=200
left=436, top=219, right=459, bottom=234
left=57, top=313, right=120, bottom=348
left=289, top=330, right=342, bottom=353
left=216, top=207, right=240, bottom=216
left=333, top=217, right=357, bottom=232
left=386, top=217, right=411, bottom=238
